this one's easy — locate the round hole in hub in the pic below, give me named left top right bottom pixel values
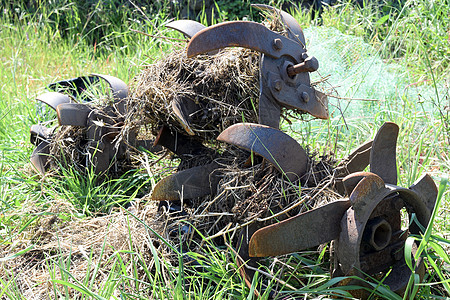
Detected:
left=370, top=219, right=392, bottom=251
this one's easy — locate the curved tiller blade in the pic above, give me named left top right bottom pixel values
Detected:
left=91, top=73, right=128, bottom=100
left=172, top=97, right=199, bottom=136
left=409, top=173, right=438, bottom=215
left=151, top=162, right=219, bottom=201
left=248, top=199, right=351, bottom=257
left=56, top=103, right=92, bottom=126
left=30, top=140, right=50, bottom=175
left=166, top=20, right=206, bottom=38
left=218, top=123, right=308, bottom=181
left=47, top=74, right=128, bottom=114
left=344, top=140, right=373, bottom=174
left=36, top=92, right=72, bottom=111
left=187, top=21, right=302, bottom=60
left=370, top=122, right=399, bottom=185
left=90, top=74, right=128, bottom=115
left=30, top=124, right=52, bottom=146
left=251, top=4, right=306, bottom=45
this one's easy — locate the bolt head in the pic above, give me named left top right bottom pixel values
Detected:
left=301, top=91, right=310, bottom=103
left=272, top=38, right=283, bottom=50
left=274, top=80, right=283, bottom=91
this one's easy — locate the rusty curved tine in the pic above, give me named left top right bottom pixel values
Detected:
left=90, top=74, right=128, bottom=100
left=47, top=74, right=128, bottom=113
left=251, top=4, right=306, bottom=46
left=344, top=140, right=373, bottom=173
left=47, top=75, right=99, bottom=97
left=187, top=21, right=303, bottom=60
left=87, top=141, right=111, bottom=174
left=91, top=73, right=129, bottom=115
left=151, top=162, right=219, bottom=201
left=248, top=199, right=351, bottom=257
left=30, top=140, right=50, bottom=175
left=36, top=92, right=72, bottom=111
left=172, top=97, right=199, bottom=136
left=30, top=124, right=52, bottom=145
left=56, top=103, right=92, bottom=126
left=165, top=20, right=206, bottom=39
left=369, top=122, right=399, bottom=185
left=409, top=173, right=438, bottom=214
left=154, top=126, right=208, bottom=156
left=217, top=123, right=308, bottom=181
left=258, top=93, right=282, bottom=130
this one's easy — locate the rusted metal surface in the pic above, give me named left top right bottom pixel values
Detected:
left=30, top=140, right=50, bottom=174
left=188, top=21, right=304, bottom=59
left=286, top=56, right=319, bottom=76
left=30, top=74, right=137, bottom=175
left=30, top=124, right=52, bottom=145
left=249, top=199, right=351, bottom=257
left=36, top=92, right=72, bottom=111
left=217, top=123, right=308, bottom=181
left=151, top=162, right=219, bottom=201
left=154, top=126, right=210, bottom=156
left=166, top=20, right=206, bottom=38
left=336, top=174, right=435, bottom=295
left=186, top=10, right=328, bottom=128
left=56, top=103, right=92, bottom=126
left=172, top=97, right=199, bottom=136
left=409, top=173, right=439, bottom=214
left=344, top=140, right=373, bottom=174
left=342, top=171, right=373, bottom=195
left=370, top=122, right=399, bottom=185
left=244, top=122, right=438, bottom=297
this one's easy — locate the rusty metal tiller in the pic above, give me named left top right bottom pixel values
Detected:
left=28, top=6, right=439, bottom=297
left=30, top=74, right=158, bottom=175
left=243, top=122, right=438, bottom=297
left=186, top=4, right=328, bottom=129
left=152, top=5, right=326, bottom=201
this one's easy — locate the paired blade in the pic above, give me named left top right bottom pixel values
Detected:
left=56, top=103, right=92, bottom=126
left=172, top=97, right=200, bottom=136
left=36, top=92, right=72, bottom=111
left=249, top=200, right=351, bottom=257
left=30, top=140, right=50, bottom=175
left=218, top=123, right=308, bottom=181
left=369, top=122, right=399, bottom=185
left=151, top=162, right=219, bottom=201
left=247, top=122, right=405, bottom=258
left=166, top=20, right=206, bottom=39
left=187, top=21, right=302, bottom=60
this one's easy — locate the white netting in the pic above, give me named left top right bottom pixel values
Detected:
left=304, top=26, right=448, bottom=117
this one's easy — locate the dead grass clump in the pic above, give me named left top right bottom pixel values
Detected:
left=123, top=47, right=260, bottom=142
left=157, top=146, right=339, bottom=256
left=0, top=201, right=171, bottom=299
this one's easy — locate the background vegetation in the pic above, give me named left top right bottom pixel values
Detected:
left=0, top=0, right=449, bottom=298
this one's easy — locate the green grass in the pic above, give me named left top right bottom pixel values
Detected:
left=0, top=0, right=449, bottom=299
